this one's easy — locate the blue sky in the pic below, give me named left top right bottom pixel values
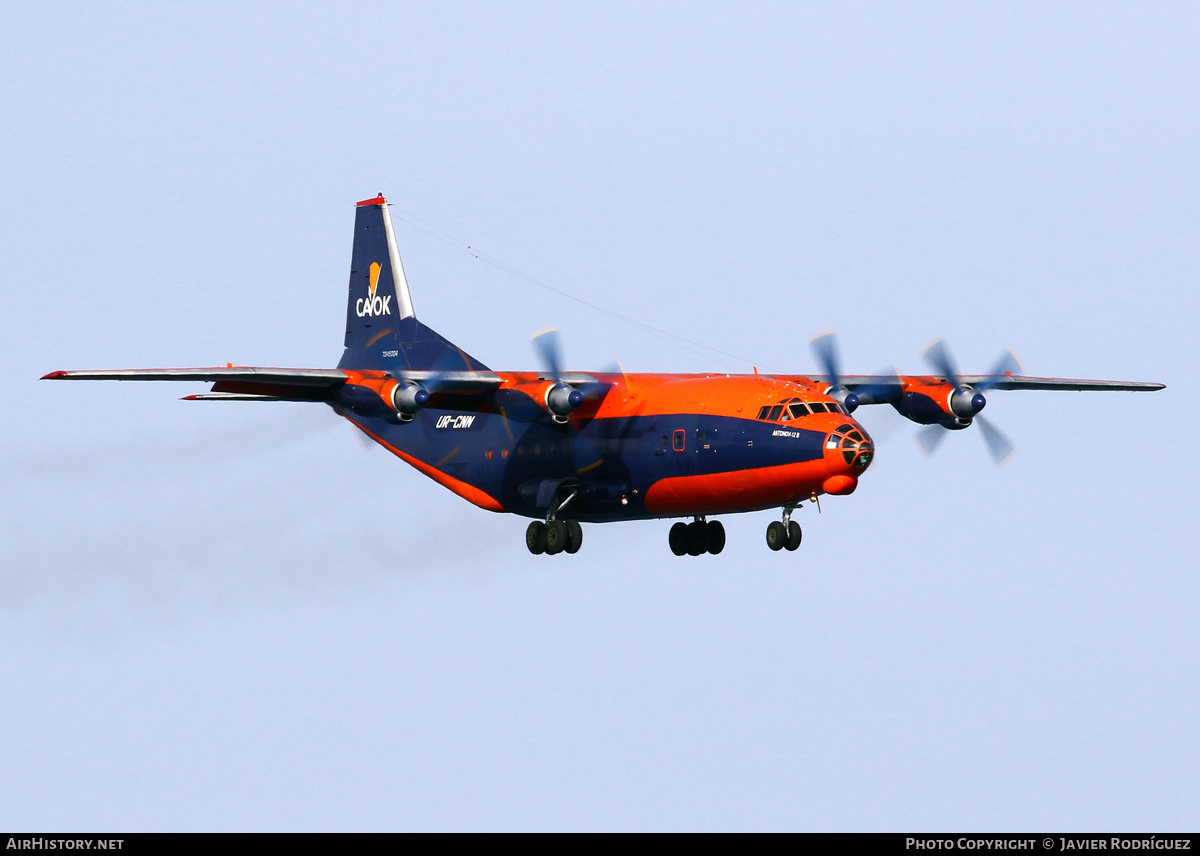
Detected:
left=1, top=2, right=1196, bottom=830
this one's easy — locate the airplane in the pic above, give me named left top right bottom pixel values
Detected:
left=42, top=193, right=1165, bottom=557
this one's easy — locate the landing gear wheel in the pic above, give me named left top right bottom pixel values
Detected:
left=669, top=522, right=688, bottom=556
left=544, top=520, right=568, bottom=555
left=766, top=520, right=787, bottom=551
left=526, top=521, right=547, bottom=555
left=706, top=520, right=726, bottom=555
left=686, top=521, right=708, bottom=556
left=785, top=521, right=802, bottom=551
left=565, top=520, right=583, bottom=554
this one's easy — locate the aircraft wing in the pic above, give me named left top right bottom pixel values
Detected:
left=41, top=367, right=503, bottom=390
left=387, top=370, right=504, bottom=391
left=838, top=374, right=1165, bottom=393
left=41, top=366, right=506, bottom=414
left=953, top=375, right=1164, bottom=392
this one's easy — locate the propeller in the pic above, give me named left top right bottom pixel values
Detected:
left=914, top=424, right=949, bottom=458
left=810, top=330, right=902, bottom=407
left=976, top=415, right=1016, bottom=466
left=388, top=350, right=471, bottom=419
left=532, top=327, right=565, bottom=382
left=810, top=330, right=859, bottom=411
left=531, top=328, right=584, bottom=417
left=919, top=338, right=1021, bottom=466
left=530, top=328, right=624, bottom=476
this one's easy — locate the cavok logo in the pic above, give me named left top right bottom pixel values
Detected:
left=435, top=414, right=477, bottom=429
left=356, top=262, right=393, bottom=318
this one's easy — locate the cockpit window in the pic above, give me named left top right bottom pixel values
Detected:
left=757, top=399, right=857, bottom=422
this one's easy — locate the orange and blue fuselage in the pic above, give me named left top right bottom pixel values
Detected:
left=333, top=369, right=873, bottom=522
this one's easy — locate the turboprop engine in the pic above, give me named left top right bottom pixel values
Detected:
left=545, top=382, right=584, bottom=418
left=391, top=380, right=430, bottom=420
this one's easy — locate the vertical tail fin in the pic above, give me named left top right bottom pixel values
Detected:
left=343, top=193, right=415, bottom=349
left=339, top=194, right=489, bottom=372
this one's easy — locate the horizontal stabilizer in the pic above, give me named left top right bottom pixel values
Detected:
left=42, top=367, right=348, bottom=385
left=182, top=393, right=300, bottom=402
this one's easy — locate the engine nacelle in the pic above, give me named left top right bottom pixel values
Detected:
left=895, top=381, right=972, bottom=428
left=391, top=381, right=430, bottom=419
left=824, top=384, right=861, bottom=413
left=545, top=382, right=584, bottom=418
left=336, top=383, right=390, bottom=417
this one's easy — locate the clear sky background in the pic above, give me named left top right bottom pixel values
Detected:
left=1, top=2, right=1196, bottom=831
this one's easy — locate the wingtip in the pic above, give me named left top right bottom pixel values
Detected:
left=40, top=370, right=67, bottom=380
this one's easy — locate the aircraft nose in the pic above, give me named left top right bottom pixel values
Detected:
left=826, top=424, right=874, bottom=471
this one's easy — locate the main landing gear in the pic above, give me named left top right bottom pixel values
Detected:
left=525, top=487, right=583, bottom=556
left=526, top=519, right=583, bottom=555
left=669, top=518, right=726, bottom=556
left=766, top=505, right=802, bottom=552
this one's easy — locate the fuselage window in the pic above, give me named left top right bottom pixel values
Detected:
left=673, top=429, right=685, bottom=452
left=789, top=402, right=810, bottom=419
left=767, top=405, right=784, bottom=421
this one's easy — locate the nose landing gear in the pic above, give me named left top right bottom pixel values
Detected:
left=766, top=506, right=802, bottom=552
left=669, top=518, right=725, bottom=556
